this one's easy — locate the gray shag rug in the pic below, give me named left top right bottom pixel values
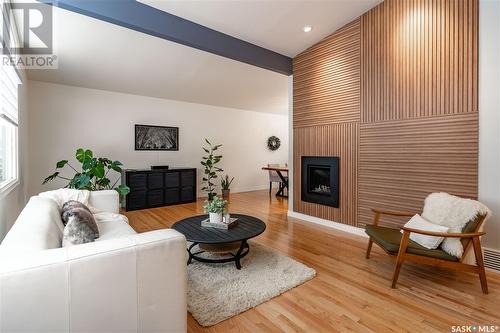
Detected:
left=187, top=242, right=316, bottom=327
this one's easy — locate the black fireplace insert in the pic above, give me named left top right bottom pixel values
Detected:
left=301, top=156, right=339, bottom=208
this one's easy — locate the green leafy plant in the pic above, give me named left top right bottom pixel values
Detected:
left=200, top=139, right=223, bottom=200
left=42, top=148, right=130, bottom=196
left=203, top=196, right=227, bottom=214
left=221, top=174, right=234, bottom=190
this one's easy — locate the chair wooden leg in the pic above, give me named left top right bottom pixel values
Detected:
left=269, top=182, right=272, bottom=196
left=366, top=238, right=373, bottom=259
left=392, top=230, right=410, bottom=289
left=392, top=258, right=404, bottom=288
left=472, top=236, right=488, bottom=294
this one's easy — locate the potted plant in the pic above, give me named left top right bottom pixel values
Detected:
left=42, top=148, right=130, bottom=196
left=221, top=174, right=234, bottom=200
left=200, top=138, right=223, bottom=200
left=203, top=196, right=227, bottom=224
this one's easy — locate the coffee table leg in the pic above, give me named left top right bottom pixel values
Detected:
left=235, top=240, right=248, bottom=270
left=187, top=242, right=198, bottom=265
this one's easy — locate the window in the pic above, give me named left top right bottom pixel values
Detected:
left=0, top=0, right=21, bottom=191
left=0, top=60, right=20, bottom=190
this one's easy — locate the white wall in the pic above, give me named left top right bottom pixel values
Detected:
left=287, top=75, right=294, bottom=211
left=27, top=81, right=288, bottom=197
left=0, top=72, right=29, bottom=240
left=478, top=0, right=500, bottom=250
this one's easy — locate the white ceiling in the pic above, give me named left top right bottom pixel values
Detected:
left=27, top=1, right=382, bottom=114
left=139, top=0, right=382, bottom=57
left=27, top=6, right=289, bottom=114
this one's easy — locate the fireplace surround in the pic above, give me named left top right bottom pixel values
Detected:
left=301, top=156, right=339, bottom=208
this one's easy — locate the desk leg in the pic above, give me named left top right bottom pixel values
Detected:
left=275, top=171, right=288, bottom=198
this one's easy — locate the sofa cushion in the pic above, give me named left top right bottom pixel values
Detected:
left=97, top=222, right=136, bottom=241
left=96, top=213, right=136, bottom=241
left=0, top=197, right=64, bottom=253
left=365, top=224, right=459, bottom=262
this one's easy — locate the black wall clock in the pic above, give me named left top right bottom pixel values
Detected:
left=267, top=136, right=281, bottom=151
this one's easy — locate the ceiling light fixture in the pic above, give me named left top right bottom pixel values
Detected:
left=303, top=25, right=312, bottom=33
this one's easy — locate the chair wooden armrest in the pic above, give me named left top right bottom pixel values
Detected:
left=370, top=208, right=417, bottom=226
left=401, top=227, right=485, bottom=238
left=371, top=208, right=416, bottom=217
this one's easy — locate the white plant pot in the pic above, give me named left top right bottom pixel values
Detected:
left=209, top=212, right=223, bottom=224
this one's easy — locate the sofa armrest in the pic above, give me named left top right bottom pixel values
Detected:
left=0, top=229, right=187, bottom=333
left=88, top=189, right=120, bottom=213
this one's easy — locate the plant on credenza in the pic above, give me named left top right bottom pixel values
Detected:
left=203, top=196, right=227, bottom=224
left=42, top=148, right=130, bottom=196
left=221, top=174, right=234, bottom=200
left=200, top=138, right=223, bottom=200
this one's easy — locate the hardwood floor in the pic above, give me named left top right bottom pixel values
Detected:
left=125, top=190, right=500, bottom=333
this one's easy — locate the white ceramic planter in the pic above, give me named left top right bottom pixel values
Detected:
left=209, top=212, right=223, bottom=224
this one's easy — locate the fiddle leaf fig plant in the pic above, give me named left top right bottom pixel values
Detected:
left=200, top=139, right=223, bottom=200
left=42, top=148, right=130, bottom=196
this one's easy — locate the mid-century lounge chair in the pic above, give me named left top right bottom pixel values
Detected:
left=365, top=193, right=490, bottom=294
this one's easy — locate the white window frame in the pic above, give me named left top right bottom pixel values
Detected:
left=0, top=0, right=21, bottom=196
left=0, top=116, right=19, bottom=194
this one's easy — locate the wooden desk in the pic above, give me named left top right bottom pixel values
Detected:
left=261, top=166, right=289, bottom=197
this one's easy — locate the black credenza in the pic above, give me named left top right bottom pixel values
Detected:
left=123, top=168, right=197, bottom=211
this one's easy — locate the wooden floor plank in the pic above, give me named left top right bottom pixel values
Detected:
left=124, top=190, right=500, bottom=332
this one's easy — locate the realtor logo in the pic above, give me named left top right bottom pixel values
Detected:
left=1, top=1, right=56, bottom=68
left=2, top=2, right=53, bottom=54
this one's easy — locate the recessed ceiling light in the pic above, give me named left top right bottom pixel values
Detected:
left=303, top=25, right=312, bottom=33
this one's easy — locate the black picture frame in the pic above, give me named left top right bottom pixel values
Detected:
left=135, top=124, right=179, bottom=151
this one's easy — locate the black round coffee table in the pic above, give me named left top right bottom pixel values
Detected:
left=171, top=214, right=266, bottom=269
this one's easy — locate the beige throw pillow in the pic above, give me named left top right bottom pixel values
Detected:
left=402, top=214, right=449, bottom=250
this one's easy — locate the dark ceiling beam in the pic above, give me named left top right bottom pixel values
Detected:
left=39, top=0, right=293, bottom=75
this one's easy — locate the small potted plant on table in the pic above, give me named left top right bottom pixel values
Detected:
left=221, top=174, right=234, bottom=200
left=203, top=196, right=227, bottom=224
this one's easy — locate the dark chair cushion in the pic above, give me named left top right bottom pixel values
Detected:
left=460, top=214, right=486, bottom=249
left=365, top=224, right=459, bottom=262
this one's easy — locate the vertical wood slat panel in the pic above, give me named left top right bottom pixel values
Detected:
left=293, top=123, right=359, bottom=226
left=292, top=0, right=478, bottom=229
left=293, top=19, right=360, bottom=128
left=360, top=0, right=478, bottom=123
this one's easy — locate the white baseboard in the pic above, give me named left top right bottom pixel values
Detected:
left=231, top=184, right=271, bottom=193
left=287, top=210, right=368, bottom=238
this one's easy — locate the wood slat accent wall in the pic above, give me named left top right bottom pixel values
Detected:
left=292, top=0, right=478, bottom=228
left=293, top=19, right=361, bottom=128
left=358, top=113, right=478, bottom=228
left=360, top=0, right=478, bottom=123
left=293, top=123, right=359, bottom=226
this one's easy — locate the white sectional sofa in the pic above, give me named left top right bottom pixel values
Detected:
left=0, top=190, right=187, bottom=333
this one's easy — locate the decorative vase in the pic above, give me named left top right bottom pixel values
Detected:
left=222, top=189, right=230, bottom=200
left=209, top=212, right=223, bottom=224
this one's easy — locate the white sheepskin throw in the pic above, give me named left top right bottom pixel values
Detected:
left=39, top=188, right=90, bottom=210
left=422, top=192, right=490, bottom=258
